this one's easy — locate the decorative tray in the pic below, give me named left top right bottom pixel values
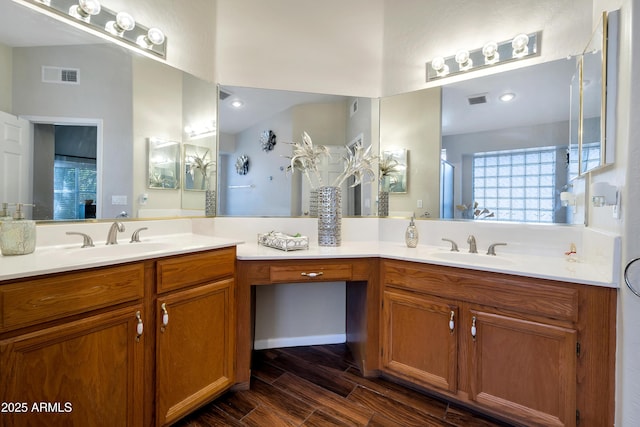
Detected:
left=257, top=231, right=309, bottom=251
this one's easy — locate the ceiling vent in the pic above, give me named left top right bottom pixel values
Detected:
left=219, top=89, right=232, bottom=100
left=467, top=94, right=488, bottom=105
left=42, top=66, right=80, bottom=84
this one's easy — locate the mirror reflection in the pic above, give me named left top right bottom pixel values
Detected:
left=441, top=59, right=576, bottom=224
left=0, top=1, right=216, bottom=221
left=217, top=85, right=378, bottom=217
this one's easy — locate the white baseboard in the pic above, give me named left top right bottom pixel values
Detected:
left=254, top=333, right=346, bottom=350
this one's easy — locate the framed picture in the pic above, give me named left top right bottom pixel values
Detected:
left=382, top=148, right=407, bottom=193
left=148, top=138, right=180, bottom=189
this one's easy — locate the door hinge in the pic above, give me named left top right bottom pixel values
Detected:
left=576, top=409, right=581, bottom=425
left=576, top=342, right=581, bottom=357
left=381, top=300, right=384, bottom=309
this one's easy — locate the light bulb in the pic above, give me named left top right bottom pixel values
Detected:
left=499, top=93, right=516, bottom=102
left=512, top=33, right=530, bottom=58
left=482, top=41, right=499, bottom=64
left=137, top=28, right=165, bottom=49
left=431, top=56, right=449, bottom=77
left=69, top=0, right=101, bottom=22
left=455, top=50, right=472, bottom=71
left=105, top=12, right=136, bottom=36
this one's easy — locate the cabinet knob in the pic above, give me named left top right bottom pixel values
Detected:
left=471, top=316, right=477, bottom=340
left=135, top=311, right=144, bottom=342
left=161, top=303, right=169, bottom=332
left=301, top=272, right=324, bottom=278
left=449, top=311, right=455, bottom=333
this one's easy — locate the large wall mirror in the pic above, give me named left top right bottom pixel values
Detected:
left=217, top=85, right=378, bottom=217
left=381, top=58, right=578, bottom=224
left=0, top=1, right=216, bottom=222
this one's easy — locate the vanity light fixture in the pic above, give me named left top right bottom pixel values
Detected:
left=137, top=27, right=166, bottom=50
left=105, top=11, right=135, bottom=36
left=184, top=121, right=216, bottom=140
left=431, top=56, right=450, bottom=77
left=68, top=0, right=101, bottom=22
left=455, top=50, right=473, bottom=71
left=426, top=31, right=540, bottom=81
left=499, top=93, right=516, bottom=102
left=511, top=33, right=530, bottom=58
left=482, top=41, right=499, bottom=64
left=13, top=0, right=168, bottom=59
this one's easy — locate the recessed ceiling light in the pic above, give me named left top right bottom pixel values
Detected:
left=230, top=99, right=244, bottom=109
left=499, top=93, right=516, bottom=102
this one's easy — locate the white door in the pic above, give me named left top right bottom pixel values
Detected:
left=0, top=111, right=32, bottom=216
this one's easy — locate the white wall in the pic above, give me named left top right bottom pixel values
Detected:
left=215, top=0, right=384, bottom=97
left=0, top=43, right=11, bottom=112
left=12, top=44, right=133, bottom=219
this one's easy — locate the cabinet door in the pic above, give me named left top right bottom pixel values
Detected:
left=0, top=305, right=145, bottom=427
left=156, top=278, right=235, bottom=426
left=381, top=289, right=458, bottom=392
left=468, top=309, right=577, bottom=427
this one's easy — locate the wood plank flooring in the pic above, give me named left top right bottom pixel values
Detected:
left=175, top=344, right=516, bottom=427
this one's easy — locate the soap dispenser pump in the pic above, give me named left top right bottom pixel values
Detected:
left=0, top=203, right=13, bottom=221
left=0, top=203, right=36, bottom=256
left=405, top=214, right=419, bottom=248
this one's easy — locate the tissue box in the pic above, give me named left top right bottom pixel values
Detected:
left=257, top=232, right=309, bottom=251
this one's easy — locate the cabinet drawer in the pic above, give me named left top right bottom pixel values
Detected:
left=0, top=263, right=144, bottom=332
left=382, top=260, right=579, bottom=322
left=156, top=247, right=236, bottom=293
left=270, top=263, right=353, bottom=283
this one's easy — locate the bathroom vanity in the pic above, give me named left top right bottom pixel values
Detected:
left=235, top=239, right=617, bottom=427
left=0, top=243, right=236, bottom=427
left=0, top=224, right=618, bottom=427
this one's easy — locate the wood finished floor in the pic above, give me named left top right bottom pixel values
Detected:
left=175, top=344, right=516, bottom=427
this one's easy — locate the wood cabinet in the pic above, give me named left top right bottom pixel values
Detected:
left=155, top=249, right=235, bottom=426
left=0, top=246, right=236, bottom=427
left=381, top=289, right=458, bottom=392
left=0, top=266, right=145, bottom=427
left=380, top=259, right=616, bottom=427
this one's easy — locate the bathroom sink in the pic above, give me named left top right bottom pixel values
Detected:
left=430, top=251, right=515, bottom=267
left=65, top=242, right=173, bottom=260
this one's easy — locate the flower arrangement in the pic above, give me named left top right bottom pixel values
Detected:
left=287, top=131, right=377, bottom=189
left=379, top=152, right=401, bottom=178
left=456, top=201, right=495, bottom=219
left=188, top=148, right=215, bottom=190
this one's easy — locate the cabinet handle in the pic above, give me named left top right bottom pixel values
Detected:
left=135, top=311, right=144, bottom=342
left=161, top=303, right=169, bottom=332
left=471, top=316, right=477, bottom=341
left=449, top=311, right=455, bottom=333
left=301, top=272, right=324, bottom=278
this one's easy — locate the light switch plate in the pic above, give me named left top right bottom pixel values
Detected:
left=112, top=195, right=127, bottom=205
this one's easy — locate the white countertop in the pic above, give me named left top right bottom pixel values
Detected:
left=236, top=241, right=618, bottom=288
left=0, top=231, right=617, bottom=288
left=0, top=233, right=242, bottom=282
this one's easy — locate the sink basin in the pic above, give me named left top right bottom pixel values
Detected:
left=65, top=242, right=173, bottom=260
left=430, top=251, right=515, bottom=267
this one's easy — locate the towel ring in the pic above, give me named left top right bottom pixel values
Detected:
left=624, top=258, right=640, bottom=298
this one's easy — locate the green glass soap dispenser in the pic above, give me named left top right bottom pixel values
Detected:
left=405, top=214, right=419, bottom=248
left=0, top=203, right=36, bottom=256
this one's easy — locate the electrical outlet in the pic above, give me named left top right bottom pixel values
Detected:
left=417, top=199, right=423, bottom=208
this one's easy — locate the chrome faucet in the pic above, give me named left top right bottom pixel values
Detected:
left=467, top=235, right=477, bottom=253
left=130, top=227, right=148, bottom=243
left=106, top=221, right=125, bottom=245
left=441, top=238, right=459, bottom=252
left=487, top=242, right=507, bottom=256
left=66, top=231, right=94, bottom=248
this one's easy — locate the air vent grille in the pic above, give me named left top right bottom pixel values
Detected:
left=42, top=66, right=80, bottom=85
left=467, top=95, right=487, bottom=105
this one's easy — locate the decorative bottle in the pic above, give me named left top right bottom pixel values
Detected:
left=405, top=214, right=419, bottom=248
left=0, top=203, right=36, bottom=256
